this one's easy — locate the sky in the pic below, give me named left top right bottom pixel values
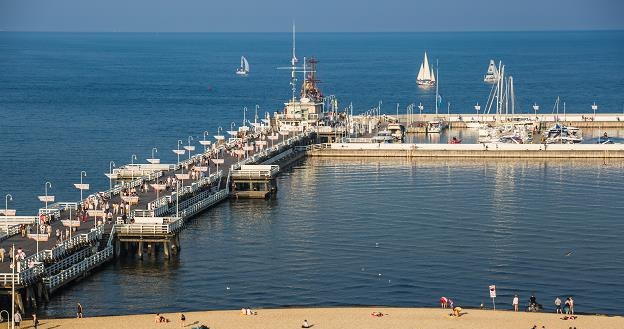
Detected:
left=1, top=0, right=623, bottom=32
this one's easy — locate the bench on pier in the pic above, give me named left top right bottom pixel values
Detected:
left=121, top=196, right=139, bottom=205
left=28, top=233, right=49, bottom=242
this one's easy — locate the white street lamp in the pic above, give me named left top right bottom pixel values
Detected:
left=109, top=161, right=116, bottom=190
left=131, top=154, right=137, bottom=181
left=4, top=194, right=12, bottom=233
left=592, top=102, right=598, bottom=120
left=79, top=171, right=87, bottom=203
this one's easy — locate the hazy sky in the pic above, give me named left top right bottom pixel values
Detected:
left=1, top=0, right=623, bottom=32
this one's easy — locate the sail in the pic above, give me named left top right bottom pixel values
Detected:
left=486, top=60, right=498, bottom=76
left=417, top=63, right=425, bottom=80
left=242, top=56, right=249, bottom=72
left=422, top=52, right=431, bottom=80
left=430, top=68, right=436, bottom=82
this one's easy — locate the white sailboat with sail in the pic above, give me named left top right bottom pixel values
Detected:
left=484, top=59, right=499, bottom=83
left=416, top=52, right=436, bottom=86
left=236, top=56, right=249, bottom=76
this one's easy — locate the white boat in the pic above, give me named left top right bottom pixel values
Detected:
left=484, top=59, right=499, bottom=83
left=416, top=52, right=436, bottom=86
left=427, top=119, right=446, bottom=134
left=386, top=123, right=405, bottom=141
left=371, top=130, right=394, bottom=143
left=236, top=56, right=249, bottom=76
left=465, top=121, right=483, bottom=129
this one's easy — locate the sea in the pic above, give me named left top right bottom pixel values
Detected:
left=0, top=31, right=623, bottom=317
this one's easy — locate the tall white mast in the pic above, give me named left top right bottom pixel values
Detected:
left=290, top=21, right=297, bottom=106
left=435, top=59, right=439, bottom=115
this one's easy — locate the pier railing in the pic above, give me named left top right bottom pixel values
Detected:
left=44, top=245, right=113, bottom=292
left=115, top=217, right=182, bottom=236
left=177, top=188, right=229, bottom=219
left=0, top=223, right=29, bottom=242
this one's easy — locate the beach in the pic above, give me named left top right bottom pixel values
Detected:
left=24, top=307, right=624, bottom=329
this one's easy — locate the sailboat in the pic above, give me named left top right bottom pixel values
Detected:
left=484, top=59, right=499, bottom=83
left=416, top=52, right=436, bottom=86
left=236, top=56, right=249, bottom=76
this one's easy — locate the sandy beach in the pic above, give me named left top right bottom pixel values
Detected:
left=19, top=307, right=623, bottom=329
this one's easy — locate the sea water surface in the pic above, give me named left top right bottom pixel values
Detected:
left=0, top=32, right=623, bottom=316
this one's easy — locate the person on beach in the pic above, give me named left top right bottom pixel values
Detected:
left=568, top=297, right=574, bottom=315
left=555, top=297, right=562, bottom=314
left=32, top=313, right=39, bottom=329
left=440, top=296, right=448, bottom=308
left=14, top=311, right=21, bottom=328
left=564, top=298, right=571, bottom=314
left=513, top=294, right=519, bottom=312
left=76, top=302, right=83, bottom=318
left=302, top=319, right=311, bottom=328
left=452, top=306, right=463, bottom=317
left=180, top=313, right=186, bottom=327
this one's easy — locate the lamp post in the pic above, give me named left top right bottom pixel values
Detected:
left=418, top=102, right=424, bottom=121
left=4, top=194, right=12, bottom=233
left=243, top=106, right=248, bottom=128
left=533, top=103, right=539, bottom=120
left=79, top=171, right=87, bottom=203
left=592, top=102, right=598, bottom=120
left=255, top=105, right=260, bottom=132
left=187, top=135, right=194, bottom=160
left=37, top=182, right=53, bottom=256
left=474, top=103, right=481, bottom=122
left=109, top=161, right=116, bottom=191
left=151, top=147, right=158, bottom=159
left=131, top=154, right=137, bottom=181
left=11, top=243, right=15, bottom=329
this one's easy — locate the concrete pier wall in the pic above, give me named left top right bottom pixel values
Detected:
left=307, top=143, right=624, bottom=158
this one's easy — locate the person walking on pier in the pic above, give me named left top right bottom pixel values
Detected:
left=0, top=246, right=5, bottom=262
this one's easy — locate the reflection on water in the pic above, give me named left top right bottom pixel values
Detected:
left=39, top=157, right=624, bottom=317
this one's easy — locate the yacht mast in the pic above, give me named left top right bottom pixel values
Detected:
left=435, top=59, right=439, bottom=115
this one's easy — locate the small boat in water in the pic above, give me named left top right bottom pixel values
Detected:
left=543, top=123, right=583, bottom=144
left=236, top=56, right=250, bottom=76
left=371, top=130, right=394, bottom=143
left=416, top=52, right=436, bottom=86
left=427, top=119, right=447, bottom=134
left=484, top=59, right=500, bottom=83
left=387, top=123, right=405, bottom=142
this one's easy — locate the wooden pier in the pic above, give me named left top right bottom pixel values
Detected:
left=0, top=130, right=313, bottom=312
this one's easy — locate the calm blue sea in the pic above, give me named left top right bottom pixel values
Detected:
left=1, top=32, right=623, bottom=316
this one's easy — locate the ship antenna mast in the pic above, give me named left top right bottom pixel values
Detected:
left=290, top=21, right=298, bottom=106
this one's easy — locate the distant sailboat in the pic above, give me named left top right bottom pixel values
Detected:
left=484, top=59, right=499, bottom=83
left=236, top=56, right=249, bottom=76
left=416, top=52, right=436, bottom=86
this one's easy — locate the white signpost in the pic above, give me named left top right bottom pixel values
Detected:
left=489, top=285, right=497, bottom=310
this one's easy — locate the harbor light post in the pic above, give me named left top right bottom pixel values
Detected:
left=187, top=136, right=194, bottom=160
left=78, top=171, right=87, bottom=203
left=592, top=102, right=598, bottom=120
left=109, top=161, right=116, bottom=191
left=4, top=194, right=12, bottom=233
left=151, top=147, right=158, bottom=161
left=37, top=182, right=53, bottom=256
left=533, top=103, right=539, bottom=120
left=474, top=103, right=481, bottom=122
left=11, top=243, right=15, bottom=329
left=202, top=131, right=210, bottom=152
left=131, top=154, right=137, bottom=181
left=418, top=103, right=424, bottom=121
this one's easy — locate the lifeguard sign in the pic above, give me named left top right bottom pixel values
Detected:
left=489, top=285, right=497, bottom=310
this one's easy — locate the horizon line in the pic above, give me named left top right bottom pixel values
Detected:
left=1, top=28, right=623, bottom=34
